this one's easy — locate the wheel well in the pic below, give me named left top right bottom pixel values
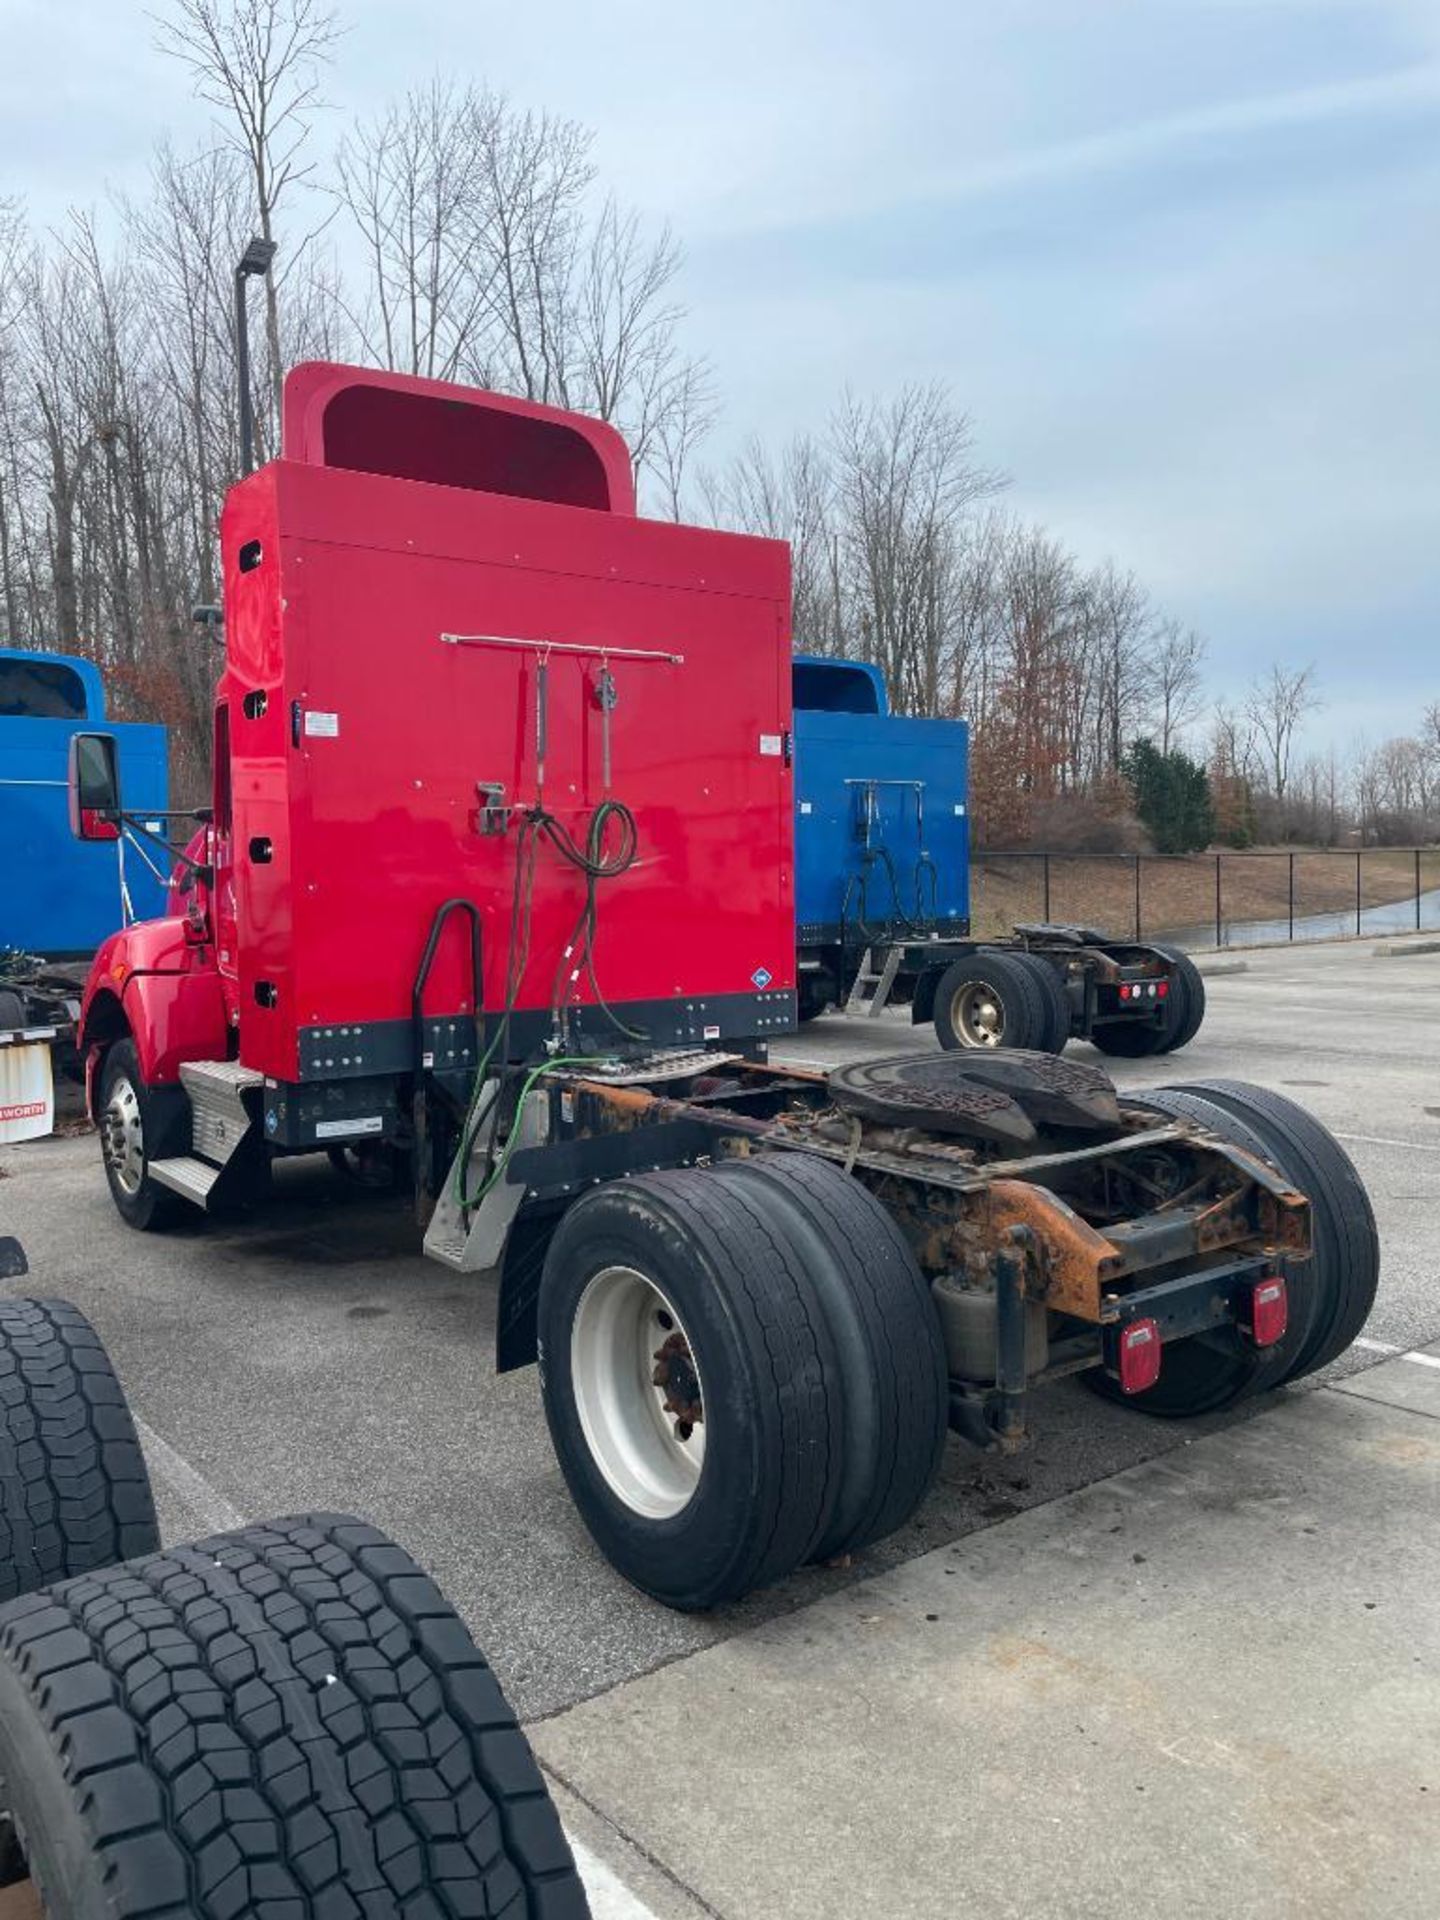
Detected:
left=495, top=1205, right=564, bottom=1373
left=80, top=991, right=130, bottom=1116
left=82, top=990, right=129, bottom=1054
left=911, top=960, right=954, bottom=1025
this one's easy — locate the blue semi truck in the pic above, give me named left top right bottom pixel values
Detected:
left=0, top=647, right=169, bottom=1122
left=791, top=654, right=1206, bottom=1056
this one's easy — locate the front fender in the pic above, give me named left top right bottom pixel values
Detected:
left=79, top=919, right=229, bottom=1089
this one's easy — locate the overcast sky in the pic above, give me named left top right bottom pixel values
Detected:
left=2, top=0, right=1436, bottom=750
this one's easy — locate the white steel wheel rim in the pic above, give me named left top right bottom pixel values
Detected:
left=571, top=1265, right=706, bottom=1519
left=102, top=1076, right=146, bottom=1195
left=952, top=981, right=1004, bottom=1046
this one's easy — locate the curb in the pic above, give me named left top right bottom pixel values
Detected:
left=1372, top=938, right=1440, bottom=958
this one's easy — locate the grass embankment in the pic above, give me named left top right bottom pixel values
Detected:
left=970, top=848, right=1440, bottom=943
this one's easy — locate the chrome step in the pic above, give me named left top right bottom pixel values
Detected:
left=423, top=1081, right=550, bottom=1273
left=179, top=1060, right=261, bottom=1166
left=149, top=1155, right=222, bottom=1206
left=845, top=945, right=903, bottom=1017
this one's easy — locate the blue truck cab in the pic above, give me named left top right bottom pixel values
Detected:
left=790, top=654, right=1205, bottom=1056
left=792, top=654, right=970, bottom=949
left=0, top=648, right=169, bottom=957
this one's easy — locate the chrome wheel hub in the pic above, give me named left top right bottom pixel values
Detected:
left=571, top=1266, right=706, bottom=1519
left=102, top=1075, right=145, bottom=1196
left=952, top=981, right=1005, bottom=1047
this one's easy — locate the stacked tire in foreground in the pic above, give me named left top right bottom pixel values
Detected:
left=0, top=1276, right=588, bottom=1919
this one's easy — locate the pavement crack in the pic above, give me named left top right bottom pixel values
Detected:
left=538, top=1756, right=732, bottom=1919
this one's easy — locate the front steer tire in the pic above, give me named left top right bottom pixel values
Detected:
left=537, top=1168, right=847, bottom=1609
left=0, top=1298, right=160, bottom=1604
left=97, top=1039, right=187, bottom=1232
left=0, top=1514, right=589, bottom=1919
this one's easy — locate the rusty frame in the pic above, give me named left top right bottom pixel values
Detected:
left=561, top=1061, right=1311, bottom=1327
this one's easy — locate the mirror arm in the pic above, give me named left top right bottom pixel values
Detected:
left=119, top=811, right=213, bottom=882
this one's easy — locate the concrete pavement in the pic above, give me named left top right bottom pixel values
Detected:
left=534, top=1345, right=1440, bottom=1919
left=1, top=933, right=1437, bottom=1913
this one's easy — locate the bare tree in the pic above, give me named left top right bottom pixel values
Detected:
left=155, top=0, right=340, bottom=448
left=334, top=80, right=493, bottom=381
left=1246, top=662, right=1322, bottom=803
left=335, top=84, right=712, bottom=502
left=1150, top=622, right=1207, bottom=754
left=828, top=384, right=1003, bottom=716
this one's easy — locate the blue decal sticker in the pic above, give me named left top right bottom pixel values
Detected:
left=751, top=967, right=773, bottom=989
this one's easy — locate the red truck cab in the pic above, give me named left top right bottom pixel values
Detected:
left=72, top=361, right=795, bottom=1227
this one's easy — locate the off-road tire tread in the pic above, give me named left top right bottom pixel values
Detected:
left=0, top=1512, right=587, bottom=1918
left=0, top=1297, right=159, bottom=1604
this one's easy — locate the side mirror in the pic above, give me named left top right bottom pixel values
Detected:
left=192, top=603, right=224, bottom=640
left=68, top=731, right=122, bottom=841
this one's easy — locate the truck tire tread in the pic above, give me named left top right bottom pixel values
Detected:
left=714, top=1155, right=947, bottom=1560
left=0, top=1513, right=588, bottom=1919
left=0, top=1297, right=159, bottom=1604
left=1165, top=1079, right=1378, bottom=1381
left=538, top=1169, right=845, bottom=1608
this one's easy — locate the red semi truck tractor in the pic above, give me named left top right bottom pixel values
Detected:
left=69, top=362, right=1379, bottom=1610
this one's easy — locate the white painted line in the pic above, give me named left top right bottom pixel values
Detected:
left=1334, top=1131, right=1440, bottom=1153
left=1352, top=1337, right=1440, bottom=1371
left=133, top=1416, right=247, bottom=1535
left=567, top=1835, right=666, bottom=1920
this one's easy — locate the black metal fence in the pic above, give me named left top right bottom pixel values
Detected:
left=971, top=848, right=1440, bottom=950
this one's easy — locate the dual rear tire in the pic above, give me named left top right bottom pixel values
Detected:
left=1088, top=1081, right=1379, bottom=1417
left=536, top=1157, right=948, bottom=1610
left=1090, top=946, right=1206, bottom=1058
left=930, top=949, right=1068, bottom=1054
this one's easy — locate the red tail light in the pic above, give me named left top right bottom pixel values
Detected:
left=1247, top=1275, right=1288, bottom=1348
left=1115, top=1318, right=1162, bottom=1394
left=1156, top=980, right=1169, bottom=999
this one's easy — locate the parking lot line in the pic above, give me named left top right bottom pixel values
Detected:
left=1335, top=1131, right=1440, bottom=1152
left=133, top=1415, right=246, bottom=1535
left=1352, top=1337, right=1440, bottom=1370
left=568, top=1837, right=666, bottom=1920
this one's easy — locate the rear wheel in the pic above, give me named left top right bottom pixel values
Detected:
left=0, top=1298, right=159, bottom=1603
left=537, top=1168, right=846, bottom=1608
left=97, top=1039, right=185, bottom=1231
left=1085, top=1084, right=1324, bottom=1415
left=931, top=950, right=1048, bottom=1052
left=1162, top=1080, right=1378, bottom=1382
left=1150, top=945, right=1206, bottom=1053
left=1090, top=948, right=1205, bottom=1058
left=1010, top=951, right=1070, bottom=1054
left=0, top=1514, right=588, bottom=1919
left=712, top=1154, right=948, bottom=1561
